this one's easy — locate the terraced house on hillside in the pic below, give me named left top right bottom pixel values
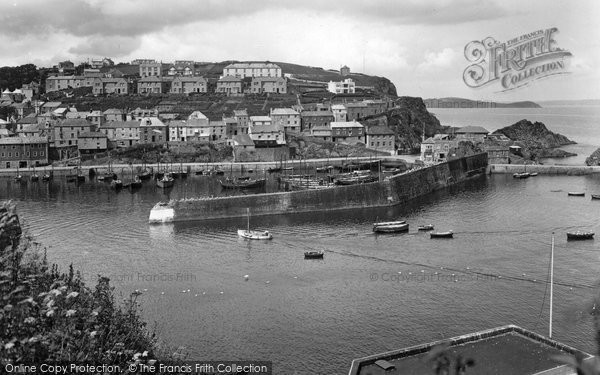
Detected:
left=170, top=76, right=208, bottom=94
left=92, top=78, right=131, bottom=95
left=222, top=62, right=282, bottom=78
left=250, top=77, right=287, bottom=94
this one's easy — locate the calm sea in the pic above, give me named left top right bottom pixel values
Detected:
left=2, top=105, right=600, bottom=374
left=431, top=105, right=600, bottom=165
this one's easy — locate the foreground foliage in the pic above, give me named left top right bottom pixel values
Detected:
left=0, top=201, right=159, bottom=366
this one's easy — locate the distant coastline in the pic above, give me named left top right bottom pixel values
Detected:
left=424, top=97, right=541, bottom=109
left=536, top=99, right=600, bottom=106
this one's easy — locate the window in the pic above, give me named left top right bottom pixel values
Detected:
left=15, top=152, right=18, bottom=157
left=33, top=152, right=36, bottom=157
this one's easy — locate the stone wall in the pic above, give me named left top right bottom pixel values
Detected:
left=154, top=153, right=488, bottom=222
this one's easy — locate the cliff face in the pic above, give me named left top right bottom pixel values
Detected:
left=493, top=119, right=576, bottom=159
left=369, top=96, right=442, bottom=153
left=585, top=148, right=600, bottom=166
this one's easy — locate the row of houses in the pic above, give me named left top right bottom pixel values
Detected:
left=43, top=62, right=289, bottom=96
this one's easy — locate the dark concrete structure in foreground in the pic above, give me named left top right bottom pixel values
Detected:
left=149, top=153, right=488, bottom=223
left=348, top=325, right=593, bottom=375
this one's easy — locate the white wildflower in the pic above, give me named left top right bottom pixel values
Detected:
left=24, top=317, right=36, bottom=324
left=142, top=351, right=148, bottom=357
left=66, top=292, right=79, bottom=299
left=65, top=309, right=76, bottom=317
left=4, top=342, right=14, bottom=350
left=90, top=331, right=97, bottom=337
left=133, top=353, right=141, bottom=360
left=46, top=310, right=55, bottom=317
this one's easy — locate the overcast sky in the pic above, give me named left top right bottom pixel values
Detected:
left=1, top=0, right=598, bottom=101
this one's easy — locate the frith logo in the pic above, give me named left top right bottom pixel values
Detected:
left=463, top=27, right=572, bottom=91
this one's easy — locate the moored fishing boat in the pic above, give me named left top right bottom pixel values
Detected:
left=220, top=177, right=266, bottom=189
left=592, top=194, right=600, bottom=200
left=111, top=179, right=123, bottom=189
left=568, top=192, right=585, bottom=197
left=238, top=208, right=273, bottom=240
left=156, top=173, right=174, bottom=188
left=513, top=172, right=530, bottom=179
left=418, top=224, right=434, bottom=231
left=304, top=251, right=324, bottom=259
left=566, top=231, right=594, bottom=240
left=138, top=169, right=152, bottom=180
left=430, top=231, right=453, bottom=238
left=373, top=220, right=408, bottom=233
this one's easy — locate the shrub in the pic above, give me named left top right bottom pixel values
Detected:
left=0, top=201, right=159, bottom=367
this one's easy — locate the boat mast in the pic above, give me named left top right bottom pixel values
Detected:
left=549, top=232, right=554, bottom=338
left=247, top=208, right=250, bottom=232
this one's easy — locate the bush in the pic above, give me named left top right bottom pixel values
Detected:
left=0, top=201, right=160, bottom=366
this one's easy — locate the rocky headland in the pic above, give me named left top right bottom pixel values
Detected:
left=585, top=147, right=600, bottom=166
left=492, top=119, right=576, bottom=160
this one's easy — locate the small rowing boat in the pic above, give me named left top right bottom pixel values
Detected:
left=373, top=220, right=408, bottom=233
left=418, top=224, right=434, bottom=231
left=430, top=231, right=453, bottom=238
left=304, top=251, right=324, bottom=259
left=568, top=192, right=585, bottom=197
left=566, top=231, right=594, bottom=240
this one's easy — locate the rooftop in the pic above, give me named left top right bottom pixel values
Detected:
left=79, top=131, right=107, bottom=138
left=456, top=125, right=490, bottom=134
left=250, top=116, right=272, bottom=122
left=0, top=136, right=47, bottom=144
left=300, top=110, right=333, bottom=117
left=219, top=75, right=243, bottom=82
left=349, top=325, right=591, bottom=375
left=270, top=108, right=299, bottom=116
left=224, top=62, right=281, bottom=69
left=100, top=120, right=140, bottom=129
left=331, top=121, right=363, bottom=128
left=232, top=134, right=254, bottom=146
left=367, top=126, right=394, bottom=135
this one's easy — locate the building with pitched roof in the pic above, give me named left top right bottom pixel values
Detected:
left=330, top=121, right=364, bottom=144
left=250, top=77, right=287, bottom=94
left=98, top=120, right=140, bottom=147
left=300, top=110, right=334, bottom=132
left=366, top=126, right=395, bottom=154
left=138, top=76, right=169, bottom=94
left=455, top=126, right=489, bottom=143
left=331, top=104, right=347, bottom=122
left=170, top=76, right=208, bottom=94
left=0, top=136, right=48, bottom=168
left=167, top=61, right=195, bottom=76
left=77, top=131, right=108, bottom=153
left=420, top=134, right=458, bottom=163
left=270, top=108, right=300, bottom=133
left=248, top=124, right=285, bottom=147
left=216, top=76, right=243, bottom=96
left=223, top=62, right=282, bottom=78
left=92, top=77, right=131, bottom=95
left=139, top=117, right=167, bottom=144
left=233, top=109, right=249, bottom=135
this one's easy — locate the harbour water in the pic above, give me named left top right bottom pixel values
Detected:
left=2, top=172, right=600, bottom=374
left=2, top=105, right=600, bottom=374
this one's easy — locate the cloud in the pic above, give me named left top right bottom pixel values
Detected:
left=68, top=35, right=141, bottom=57
left=0, top=0, right=509, bottom=39
left=417, top=48, right=458, bottom=72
